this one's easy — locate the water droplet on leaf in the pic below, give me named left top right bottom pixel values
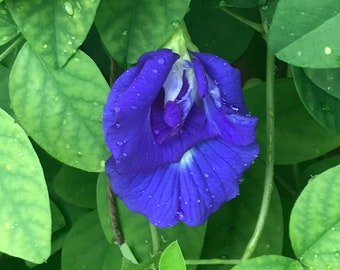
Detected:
left=64, top=1, right=74, bottom=16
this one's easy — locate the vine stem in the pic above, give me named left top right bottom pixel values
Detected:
left=0, top=36, right=24, bottom=62
left=149, top=223, right=161, bottom=255
left=219, top=4, right=264, bottom=34
left=241, top=37, right=275, bottom=260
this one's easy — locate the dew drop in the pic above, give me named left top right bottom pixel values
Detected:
left=42, top=44, right=48, bottom=49
left=19, top=152, right=24, bottom=157
left=176, top=210, right=184, bottom=220
left=158, top=58, right=165, bottom=65
left=116, top=159, right=122, bottom=165
left=219, top=1, right=227, bottom=7
left=113, top=106, right=121, bottom=113
left=122, top=30, right=128, bottom=36
left=184, top=201, right=188, bottom=205
left=190, top=171, right=194, bottom=176
left=76, top=151, right=83, bottom=157
left=324, top=46, right=332, bottom=55
left=213, top=79, right=219, bottom=85
left=64, top=1, right=74, bottom=16
left=261, top=5, right=269, bottom=11
left=171, top=20, right=180, bottom=28
left=297, top=50, right=302, bottom=56
left=197, top=199, right=201, bottom=203
left=154, top=129, right=160, bottom=135
left=204, top=173, right=210, bottom=178
left=152, top=69, right=158, bottom=74
left=136, top=92, right=141, bottom=96
left=116, top=141, right=123, bottom=146
left=122, top=152, right=128, bottom=157
left=114, top=123, right=121, bottom=128
left=131, top=105, right=137, bottom=110
left=230, top=105, right=239, bottom=112
left=322, top=104, right=331, bottom=111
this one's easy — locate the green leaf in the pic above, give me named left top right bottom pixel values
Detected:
left=304, top=67, right=340, bottom=99
left=269, top=0, right=340, bottom=68
left=159, top=223, right=206, bottom=270
left=61, top=210, right=122, bottom=270
left=231, top=255, right=304, bottom=270
left=53, top=165, right=97, bottom=209
left=50, top=200, right=66, bottom=233
left=0, top=108, right=51, bottom=263
left=219, top=0, right=264, bottom=8
left=96, top=0, right=190, bottom=65
left=159, top=241, right=186, bottom=270
left=292, top=66, right=340, bottom=134
left=9, top=42, right=110, bottom=172
left=290, top=165, right=340, bottom=270
left=185, top=0, right=255, bottom=62
left=200, top=160, right=283, bottom=270
left=245, top=78, right=340, bottom=164
left=302, top=155, right=340, bottom=183
left=0, top=64, right=11, bottom=114
left=6, top=0, right=100, bottom=67
left=0, top=2, right=19, bottom=45
left=97, top=173, right=152, bottom=262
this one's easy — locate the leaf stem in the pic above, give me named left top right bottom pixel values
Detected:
left=0, top=36, right=24, bottom=62
left=241, top=36, right=275, bottom=260
left=150, top=223, right=161, bottom=255
left=185, top=259, right=240, bottom=265
left=219, top=4, right=264, bottom=34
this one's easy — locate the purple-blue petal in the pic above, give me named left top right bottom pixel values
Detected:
left=107, top=138, right=259, bottom=227
left=204, top=94, right=258, bottom=145
left=192, top=57, right=208, bottom=98
left=191, top=51, right=248, bottom=114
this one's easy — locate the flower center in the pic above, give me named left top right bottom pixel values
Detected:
left=151, top=57, right=198, bottom=144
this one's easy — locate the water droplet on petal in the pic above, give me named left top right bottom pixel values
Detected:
left=176, top=210, right=184, bottom=220
left=76, top=151, right=82, bottom=157
left=204, top=173, right=210, bottom=178
left=113, top=106, right=121, bottom=113
left=64, top=1, right=74, bottom=16
left=131, top=105, right=137, bottom=110
left=158, top=58, right=165, bottom=65
left=122, top=152, right=128, bottom=157
left=116, top=141, right=123, bottom=146
left=152, top=69, right=158, bottom=74
left=114, top=123, right=121, bottom=128
left=231, top=105, right=239, bottom=112
left=154, top=129, right=160, bottom=135
left=197, top=199, right=201, bottom=203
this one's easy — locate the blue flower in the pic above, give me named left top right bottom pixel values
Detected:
left=103, top=48, right=259, bottom=227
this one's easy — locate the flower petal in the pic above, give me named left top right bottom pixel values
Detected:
left=106, top=156, right=180, bottom=227
left=104, top=49, right=217, bottom=175
left=204, top=94, right=258, bottom=145
left=191, top=52, right=248, bottom=114
left=192, top=57, right=208, bottom=98
left=107, top=138, right=259, bottom=227
left=178, top=138, right=259, bottom=225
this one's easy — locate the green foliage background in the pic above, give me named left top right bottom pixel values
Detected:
left=0, top=0, right=340, bottom=269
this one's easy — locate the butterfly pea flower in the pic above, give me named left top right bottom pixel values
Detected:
left=103, top=28, right=259, bottom=227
